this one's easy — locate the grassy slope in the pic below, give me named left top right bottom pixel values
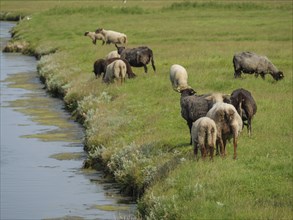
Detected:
left=1, top=1, right=292, bottom=219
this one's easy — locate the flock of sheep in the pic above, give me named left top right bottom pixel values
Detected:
left=84, top=27, right=284, bottom=160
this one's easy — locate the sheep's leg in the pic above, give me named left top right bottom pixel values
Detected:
left=219, top=139, right=225, bottom=157
left=209, top=146, right=214, bottom=161
left=223, top=139, right=227, bottom=156
left=143, top=65, right=148, bottom=74
left=194, top=143, right=199, bottom=160
left=151, top=57, right=156, bottom=73
left=233, top=135, right=237, bottom=160
left=200, top=145, right=207, bottom=160
left=215, top=140, right=220, bottom=155
left=248, top=118, right=252, bottom=137
left=188, top=121, right=193, bottom=145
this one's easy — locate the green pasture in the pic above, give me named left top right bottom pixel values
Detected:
left=1, top=1, right=292, bottom=219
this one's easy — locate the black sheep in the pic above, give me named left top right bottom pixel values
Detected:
left=230, top=88, right=257, bottom=136
left=115, top=44, right=156, bottom=74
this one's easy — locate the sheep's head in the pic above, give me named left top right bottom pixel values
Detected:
left=180, top=88, right=196, bottom=96
left=95, top=28, right=103, bottom=34
left=84, top=31, right=89, bottom=36
left=115, top=44, right=125, bottom=55
left=272, top=71, right=284, bottom=81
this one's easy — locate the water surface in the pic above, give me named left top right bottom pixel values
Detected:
left=0, top=21, right=135, bottom=220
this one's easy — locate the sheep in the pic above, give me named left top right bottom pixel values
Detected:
left=93, top=58, right=106, bottom=79
left=206, top=103, right=243, bottom=159
left=230, top=88, right=257, bottom=136
left=105, top=50, right=120, bottom=60
left=93, top=57, right=136, bottom=79
left=95, top=28, right=127, bottom=45
left=233, top=51, right=284, bottom=81
left=180, top=88, right=230, bottom=144
left=169, top=64, right=191, bottom=92
left=84, top=31, right=105, bottom=45
left=104, top=60, right=126, bottom=84
left=191, top=117, right=217, bottom=160
left=115, top=44, right=156, bottom=74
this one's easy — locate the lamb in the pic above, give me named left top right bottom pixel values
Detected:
left=206, top=103, right=243, bottom=159
left=115, top=44, right=156, bottom=74
left=105, top=50, right=120, bottom=60
left=93, top=58, right=136, bottom=79
left=191, top=117, right=217, bottom=160
left=230, top=88, right=257, bottom=136
left=84, top=31, right=105, bottom=45
left=169, top=64, right=191, bottom=92
left=180, top=88, right=230, bottom=144
left=233, top=51, right=284, bottom=81
left=95, top=28, right=127, bottom=45
left=104, top=60, right=126, bottom=84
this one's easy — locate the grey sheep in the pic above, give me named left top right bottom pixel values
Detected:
left=206, top=103, right=243, bottom=159
left=230, top=88, right=257, bottom=136
left=233, top=51, right=284, bottom=81
left=191, top=117, right=217, bottom=160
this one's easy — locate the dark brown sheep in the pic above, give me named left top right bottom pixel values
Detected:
left=230, top=88, right=257, bottom=136
left=115, top=44, right=156, bottom=74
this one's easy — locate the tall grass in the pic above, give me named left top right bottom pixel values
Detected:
left=2, top=1, right=292, bottom=219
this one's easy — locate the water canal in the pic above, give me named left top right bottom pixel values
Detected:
left=0, top=21, right=135, bottom=220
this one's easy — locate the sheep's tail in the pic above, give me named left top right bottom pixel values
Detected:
left=119, top=64, right=125, bottom=85
left=207, top=127, right=216, bottom=149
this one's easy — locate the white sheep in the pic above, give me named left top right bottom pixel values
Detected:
left=191, top=117, right=217, bottom=160
left=95, top=28, right=127, bottom=45
left=206, top=103, right=243, bottom=159
left=104, top=60, right=126, bottom=84
left=84, top=31, right=105, bottom=45
left=169, top=64, right=191, bottom=92
left=105, top=50, right=121, bottom=60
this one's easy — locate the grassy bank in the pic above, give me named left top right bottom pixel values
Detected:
left=1, top=1, right=292, bottom=219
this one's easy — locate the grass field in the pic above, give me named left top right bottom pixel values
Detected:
left=1, top=1, right=292, bottom=219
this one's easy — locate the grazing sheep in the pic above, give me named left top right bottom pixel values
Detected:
left=95, top=28, right=127, bottom=45
left=180, top=88, right=230, bottom=144
left=105, top=50, right=120, bottom=60
left=84, top=31, right=105, bottom=45
left=233, top=51, right=284, bottom=81
left=115, top=44, right=156, bottom=74
left=93, top=57, right=136, bottom=79
left=104, top=60, right=126, bottom=84
left=206, top=103, right=243, bottom=159
left=191, top=117, right=217, bottom=160
left=93, top=58, right=106, bottom=78
left=169, top=64, right=191, bottom=92
left=230, top=88, right=257, bottom=136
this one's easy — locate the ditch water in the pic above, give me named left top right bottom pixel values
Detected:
left=0, top=21, right=135, bottom=220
